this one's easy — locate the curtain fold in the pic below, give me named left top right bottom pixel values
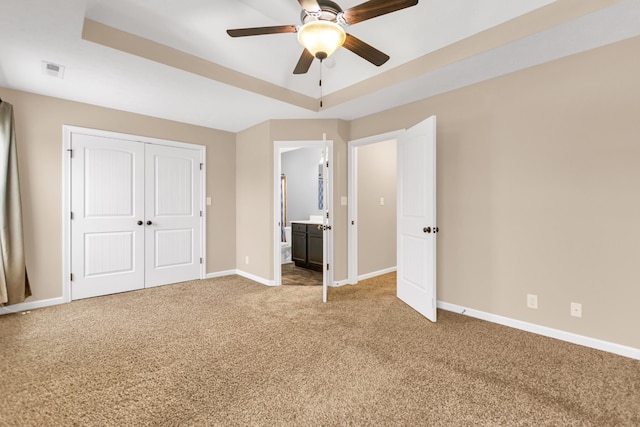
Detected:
left=0, top=100, right=30, bottom=305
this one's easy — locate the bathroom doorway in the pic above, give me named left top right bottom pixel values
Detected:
left=273, top=140, right=333, bottom=291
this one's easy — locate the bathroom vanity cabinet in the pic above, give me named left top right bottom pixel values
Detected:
left=291, top=222, right=323, bottom=272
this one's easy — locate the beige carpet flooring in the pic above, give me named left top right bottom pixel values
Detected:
left=1, top=273, right=638, bottom=426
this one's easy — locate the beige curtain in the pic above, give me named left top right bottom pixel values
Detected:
left=0, top=100, right=30, bottom=305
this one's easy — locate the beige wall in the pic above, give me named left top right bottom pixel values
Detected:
left=350, top=37, right=640, bottom=349
left=235, top=119, right=350, bottom=282
left=235, top=121, right=272, bottom=279
left=0, top=88, right=236, bottom=302
left=357, top=140, right=397, bottom=276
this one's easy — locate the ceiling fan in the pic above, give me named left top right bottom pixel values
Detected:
left=227, top=0, right=419, bottom=75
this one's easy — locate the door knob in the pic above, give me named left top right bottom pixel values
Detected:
left=137, top=220, right=143, bottom=226
left=317, top=224, right=323, bottom=231
left=423, top=227, right=431, bottom=233
left=146, top=220, right=152, bottom=225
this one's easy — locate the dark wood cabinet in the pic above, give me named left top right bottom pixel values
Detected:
left=291, top=222, right=323, bottom=272
left=291, top=223, right=307, bottom=265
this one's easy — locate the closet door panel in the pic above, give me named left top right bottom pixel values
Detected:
left=70, top=134, right=145, bottom=300
left=144, top=144, right=201, bottom=287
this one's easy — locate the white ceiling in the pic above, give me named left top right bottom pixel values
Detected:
left=1, top=0, right=639, bottom=132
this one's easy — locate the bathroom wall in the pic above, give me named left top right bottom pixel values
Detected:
left=281, top=147, right=324, bottom=225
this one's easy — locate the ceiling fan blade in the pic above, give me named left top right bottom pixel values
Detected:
left=227, top=25, right=297, bottom=37
left=341, top=0, right=418, bottom=25
left=293, top=49, right=315, bottom=74
left=298, top=0, right=321, bottom=13
left=343, top=33, right=390, bottom=66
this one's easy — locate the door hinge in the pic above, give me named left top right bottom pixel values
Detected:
left=67, top=148, right=73, bottom=158
left=200, top=257, right=203, bottom=264
left=326, top=212, right=329, bottom=219
left=326, top=161, right=329, bottom=168
left=70, top=212, right=74, bottom=220
left=70, top=273, right=73, bottom=281
left=200, top=163, right=204, bottom=170
left=200, top=210, right=203, bottom=217
left=326, top=263, right=330, bottom=271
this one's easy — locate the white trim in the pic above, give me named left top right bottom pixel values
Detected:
left=61, top=126, right=72, bottom=303
left=358, top=267, right=397, bottom=281
left=0, top=297, right=67, bottom=315
left=200, top=147, right=207, bottom=279
left=205, top=270, right=237, bottom=279
left=347, top=130, right=404, bottom=285
left=438, top=301, right=640, bottom=361
left=62, top=125, right=207, bottom=301
left=236, top=270, right=275, bottom=287
left=331, top=279, right=350, bottom=287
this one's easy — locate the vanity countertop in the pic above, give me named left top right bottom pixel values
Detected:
left=291, top=219, right=323, bottom=225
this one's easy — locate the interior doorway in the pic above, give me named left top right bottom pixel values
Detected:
left=273, top=140, right=333, bottom=291
left=348, top=130, right=404, bottom=285
left=348, top=117, right=437, bottom=322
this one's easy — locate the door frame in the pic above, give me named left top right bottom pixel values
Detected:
left=273, top=139, right=334, bottom=288
left=62, top=126, right=207, bottom=303
left=347, top=130, right=404, bottom=285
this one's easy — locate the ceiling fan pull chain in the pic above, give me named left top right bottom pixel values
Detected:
left=319, top=59, right=323, bottom=108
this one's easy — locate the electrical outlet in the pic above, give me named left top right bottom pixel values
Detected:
left=245, top=256, right=249, bottom=265
left=571, top=302, right=582, bottom=318
left=527, top=294, right=538, bottom=309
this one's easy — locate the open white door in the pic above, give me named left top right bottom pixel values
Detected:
left=397, top=116, right=437, bottom=321
left=322, top=136, right=333, bottom=303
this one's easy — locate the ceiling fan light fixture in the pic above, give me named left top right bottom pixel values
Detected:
left=297, top=20, right=346, bottom=60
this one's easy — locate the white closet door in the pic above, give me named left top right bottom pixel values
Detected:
left=70, top=134, right=145, bottom=299
left=144, top=143, right=201, bottom=287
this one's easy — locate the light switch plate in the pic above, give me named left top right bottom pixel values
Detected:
left=527, top=294, right=538, bottom=309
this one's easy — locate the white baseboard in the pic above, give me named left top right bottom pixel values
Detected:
left=208, top=269, right=275, bottom=287
left=0, top=297, right=67, bottom=315
left=235, top=270, right=275, bottom=286
left=205, top=270, right=237, bottom=279
left=358, top=267, right=397, bottom=281
left=331, top=279, right=350, bottom=287
left=438, top=301, right=640, bottom=361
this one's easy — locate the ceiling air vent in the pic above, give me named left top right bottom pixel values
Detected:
left=41, top=61, right=65, bottom=79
